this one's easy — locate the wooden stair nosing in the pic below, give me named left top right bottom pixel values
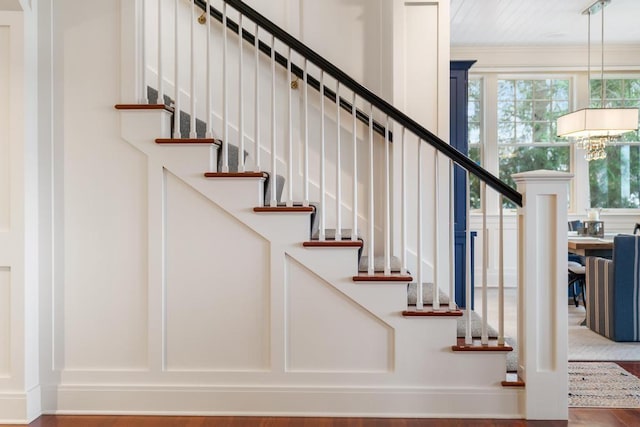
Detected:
left=204, top=172, right=268, bottom=179
left=253, top=206, right=315, bottom=213
left=115, top=103, right=174, bottom=113
left=352, top=274, right=413, bottom=282
left=402, top=309, right=463, bottom=317
left=156, top=138, right=219, bottom=144
left=501, top=379, right=525, bottom=387
left=303, top=240, right=363, bottom=248
left=452, top=337, right=514, bottom=352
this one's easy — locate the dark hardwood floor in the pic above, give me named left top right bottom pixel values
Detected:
left=9, top=362, right=640, bottom=427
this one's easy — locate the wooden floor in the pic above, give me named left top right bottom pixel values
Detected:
left=9, top=362, right=640, bottom=427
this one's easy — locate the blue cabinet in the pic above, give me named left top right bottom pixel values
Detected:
left=450, top=60, right=476, bottom=309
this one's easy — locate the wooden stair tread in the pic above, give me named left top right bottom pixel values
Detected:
left=303, top=240, right=363, bottom=248
left=352, top=273, right=413, bottom=282
left=452, top=337, right=513, bottom=352
left=402, top=309, right=463, bottom=317
left=502, top=373, right=525, bottom=387
left=254, top=206, right=315, bottom=213
left=156, top=138, right=219, bottom=144
left=204, top=172, right=268, bottom=178
left=115, top=103, right=174, bottom=113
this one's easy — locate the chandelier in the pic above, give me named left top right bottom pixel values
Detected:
left=556, top=0, right=639, bottom=161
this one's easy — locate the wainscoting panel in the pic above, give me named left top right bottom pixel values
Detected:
left=0, top=26, right=9, bottom=232
left=285, top=256, right=392, bottom=373
left=164, top=172, right=270, bottom=371
left=0, top=267, right=9, bottom=377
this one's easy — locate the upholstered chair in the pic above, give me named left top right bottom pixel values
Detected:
left=585, top=234, right=640, bottom=342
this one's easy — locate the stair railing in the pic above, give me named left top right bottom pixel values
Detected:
left=139, top=0, right=520, bottom=328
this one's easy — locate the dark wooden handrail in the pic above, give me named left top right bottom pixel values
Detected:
left=193, top=0, right=523, bottom=206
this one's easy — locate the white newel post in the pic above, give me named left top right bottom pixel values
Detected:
left=512, top=170, right=572, bottom=421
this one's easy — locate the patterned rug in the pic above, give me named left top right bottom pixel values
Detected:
left=569, top=362, right=640, bottom=408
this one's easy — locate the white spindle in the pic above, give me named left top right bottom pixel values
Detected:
left=498, top=194, right=505, bottom=345
left=335, top=82, right=342, bottom=240
left=465, top=170, right=472, bottom=344
left=481, top=181, right=488, bottom=345
left=383, top=116, right=391, bottom=275
left=303, top=60, right=309, bottom=207
left=400, top=127, right=407, bottom=274
left=254, top=23, right=260, bottom=172
left=432, top=150, right=439, bottom=310
left=221, top=3, right=229, bottom=171
left=351, top=92, right=358, bottom=242
left=206, top=0, right=212, bottom=138
left=238, top=14, right=245, bottom=172
left=189, top=0, right=196, bottom=138
left=141, top=0, right=148, bottom=103
left=269, top=34, right=277, bottom=207
left=417, top=140, right=424, bottom=310
left=173, top=0, right=180, bottom=137
left=286, top=47, right=293, bottom=207
left=449, top=160, right=456, bottom=310
left=157, top=0, right=163, bottom=105
left=319, top=71, right=326, bottom=240
left=367, top=105, right=375, bottom=276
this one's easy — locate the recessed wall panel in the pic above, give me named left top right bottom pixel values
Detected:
left=286, top=256, right=392, bottom=372
left=165, top=173, right=270, bottom=371
left=0, top=27, right=10, bottom=232
left=0, top=267, right=10, bottom=377
left=61, top=0, right=149, bottom=370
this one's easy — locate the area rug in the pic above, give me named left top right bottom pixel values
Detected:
left=568, top=362, right=640, bottom=408
left=568, top=305, right=640, bottom=361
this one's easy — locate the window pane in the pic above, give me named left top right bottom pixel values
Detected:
left=589, top=145, right=640, bottom=208
left=469, top=146, right=481, bottom=209
left=498, top=80, right=514, bottom=101
left=499, top=146, right=570, bottom=208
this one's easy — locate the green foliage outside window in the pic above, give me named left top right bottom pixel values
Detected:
left=588, top=79, right=640, bottom=209
left=497, top=79, right=570, bottom=208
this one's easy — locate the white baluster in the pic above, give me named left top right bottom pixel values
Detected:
left=384, top=116, right=391, bottom=275
left=335, top=82, right=342, bottom=240
left=238, top=14, right=245, bottom=172
left=222, top=2, right=229, bottom=170
left=498, top=194, right=505, bottom=345
left=303, top=59, right=309, bottom=207
left=286, top=47, right=293, bottom=207
left=189, top=0, right=196, bottom=138
left=141, top=0, right=148, bottom=104
left=254, top=23, right=260, bottom=173
left=351, top=92, right=358, bottom=242
left=417, top=140, right=424, bottom=310
left=269, top=34, right=277, bottom=207
left=433, top=150, right=439, bottom=310
left=401, top=127, right=407, bottom=275
left=157, top=0, right=163, bottom=105
left=206, top=0, right=214, bottom=172
left=319, top=71, right=326, bottom=240
left=449, top=159, right=456, bottom=310
left=206, top=0, right=212, bottom=138
left=367, top=105, right=375, bottom=276
left=465, top=170, right=472, bottom=344
left=173, top=0, right=180, bottom=138
left=481, top=181, right=488, bottom=345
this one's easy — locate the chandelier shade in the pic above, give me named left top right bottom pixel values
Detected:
left=557, top=107, right=639, bottom=138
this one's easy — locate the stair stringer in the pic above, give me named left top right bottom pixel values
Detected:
left=111, top=108, right=524, bottom=418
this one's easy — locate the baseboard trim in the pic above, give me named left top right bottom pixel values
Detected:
left=45, top=384, right=523, bottom=419
left=0, top=386, right=42, bottom=424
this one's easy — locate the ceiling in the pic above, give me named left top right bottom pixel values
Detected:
left=451, top=0, right=640, bottom=47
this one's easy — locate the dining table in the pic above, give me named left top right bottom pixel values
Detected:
left=567, top=235, right=615, bottom=259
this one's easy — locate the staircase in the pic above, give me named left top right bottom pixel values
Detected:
left=104, top=0, right=569, bottom=420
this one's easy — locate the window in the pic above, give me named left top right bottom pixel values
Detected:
left=497, top=79, right=571, bottom=207
left=588, top=78, right=640, bottom=208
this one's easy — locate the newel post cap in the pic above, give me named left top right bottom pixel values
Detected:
left=512, top=169, right=574, bottom=184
